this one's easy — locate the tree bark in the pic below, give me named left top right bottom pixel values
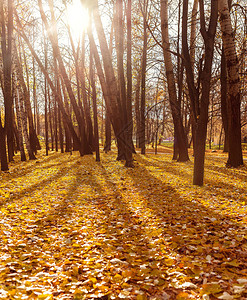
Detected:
left=135, top=70, right=141, bottom=148
left=160, top=0, right=189, bottom=162
left=126, top=0, right=135, bottom=153
left=220, top=48, right=229, bottom=152
left=0, top=117, right=8, bottom=171
left=90, top=45, right=100, bottom=162
left=182, top=0, right=218, bottom=185
left=140, top=0, right=148, bottom=155
left=1, top=0, right=14, bottom=162
left=13, top=78, right=26, bottom=161
left=218, top=0, right=243, bottom=167
left=104, top=110, right=111, bottom=152
left=88, top=2, right=133, bottom=166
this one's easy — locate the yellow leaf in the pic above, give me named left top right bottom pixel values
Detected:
left=136, top=294, right=147, bottom=300
left=90, top=277, right=97, bottom=284
left=176, top=292, right=190, bottom=300
left=37, top=294, right=53, bottom=300
left=113, top=273, right=122, bottom=282
left=201, top=283, right=223, bottom=295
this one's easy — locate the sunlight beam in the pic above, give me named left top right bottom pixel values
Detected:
left=66, top=0, right=89, bottom=40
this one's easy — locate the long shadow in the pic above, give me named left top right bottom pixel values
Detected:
left=38, top=156, right=115, bottom=226
left=37, top=158, right=185, bottom=296
left=0, top=156, right=79, bottom=208
left=2, top=153, right=246, bottom=298
left=125, top=157, right=246, bottom=278
left=3, top=151, right=64, bottom=181
left=76, top=159, right=247, bottom=295
left=139, top=155, right=247, bottom=205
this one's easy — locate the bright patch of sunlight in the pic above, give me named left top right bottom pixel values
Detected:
left=66, top=0, right=89, bottom=39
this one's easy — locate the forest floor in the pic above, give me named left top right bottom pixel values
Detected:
left=0, top=148, right=246, bottom=300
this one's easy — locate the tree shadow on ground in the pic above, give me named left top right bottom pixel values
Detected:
left=139, top=154, right=247, bottom=207
left=124, top=155, right=247, bottom=271
left=0, top=155, right=79, bottom=208
left=1, top=152, right=246, bottom=298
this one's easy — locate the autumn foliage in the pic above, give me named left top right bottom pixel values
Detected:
left=0, top=148, right=246, bottom=299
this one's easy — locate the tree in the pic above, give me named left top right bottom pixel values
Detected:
left=14, top=42, right=38, bottom=159
left=182, top=0, right=218, bottom=185
left=218, top=0, right=243, bottom=167
left=86, top=0, right=134, bottom=167
left=39, top=0, right=92, bottom=156
left=0, top=0, right=13, bottom=167
left=139, top=0, right=148, bottom=155
left=160, top=0, right=189, bottom=162
left=13, top=75, right=26, bottom=161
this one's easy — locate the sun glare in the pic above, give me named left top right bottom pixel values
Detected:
left=66, top=0, right=89, bottom=38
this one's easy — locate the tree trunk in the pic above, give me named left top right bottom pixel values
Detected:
left=0, top=118, right=8, bottom=171
left=54, top=93, right=58, bottom=152
left=80, top=31, right=94, bottom=152
left=13, top=79, right=26, bottom=161
left=115, top=0, right=133, bottom=162
left=182, top=0, right=218, bottom=185
left=18, top=85, right=33, bottom=160
left=135, top=71, right=141, bottom=148
left=1, top=0, right=14, bottom=162
left=88, top=2, right=133, bottom=166
left=218, top=0, right=243, bottom=167
left=44, top=36, right=49, bottom=156
left=140, top=0, right=148, bottom=155
left=104, top=110, right=111, bottom=152
left=40, top=0, right=90, bottom=156
left=90, top=45, right=100, bottom=162
left=126, top=0, right=135, bottom=153
left=48, top=88, right=54, bottom=151
left=14, top=44, right=38, bottom=159
left=160, top=0, right=189, bottom=162
left=220, top=48, right=229, bottom=152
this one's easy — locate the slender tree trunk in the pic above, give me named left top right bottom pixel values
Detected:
left=126, top=0, right=135, bottom=153
left=67, top=25, right=94, bottom=153
left=45, top=78, right=49, bottom=156
left=90, top=45, right=100, bottom=161
left=33, top=56, right=40, bottom=135
left=160, top=0, right=189, bottom=162
left=54, top=93, right=58, bottom=152
left=135, top=71, right=141, bottom=148
left=18, top=85, right=33, bottom=160
left=182, top=0, right=218, bottom=185
left=40, top=0, right=90, bottom=156
left=220, top=48, right=229, bottom=152
left=0, top=117, right=8, bottom=171
left=14, top=44, right=40, bottom=158
left=16, top=11, right=82, bottom=155
left=14, top=80, right=26, bottom=161
left=48, top=88, right=54, bottom=151
left=189, top=0, right=199, bottom=150
left=80, top=31, right=94, bottom=152
left=44, top=36, right=49, bottom=156
left=104, top=110, right=111, bottom=152
left=88, top=2, right=133, bottom=166
left=140, top=0, right=148, bottom=155
left=116, top=0, right=128, bottom=160
left=190, top=0, right=199, bottom=74
left=58, top=106, right=63, bottom=153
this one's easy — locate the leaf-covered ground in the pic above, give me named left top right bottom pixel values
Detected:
left=0, top=148, right=246, bottom=299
